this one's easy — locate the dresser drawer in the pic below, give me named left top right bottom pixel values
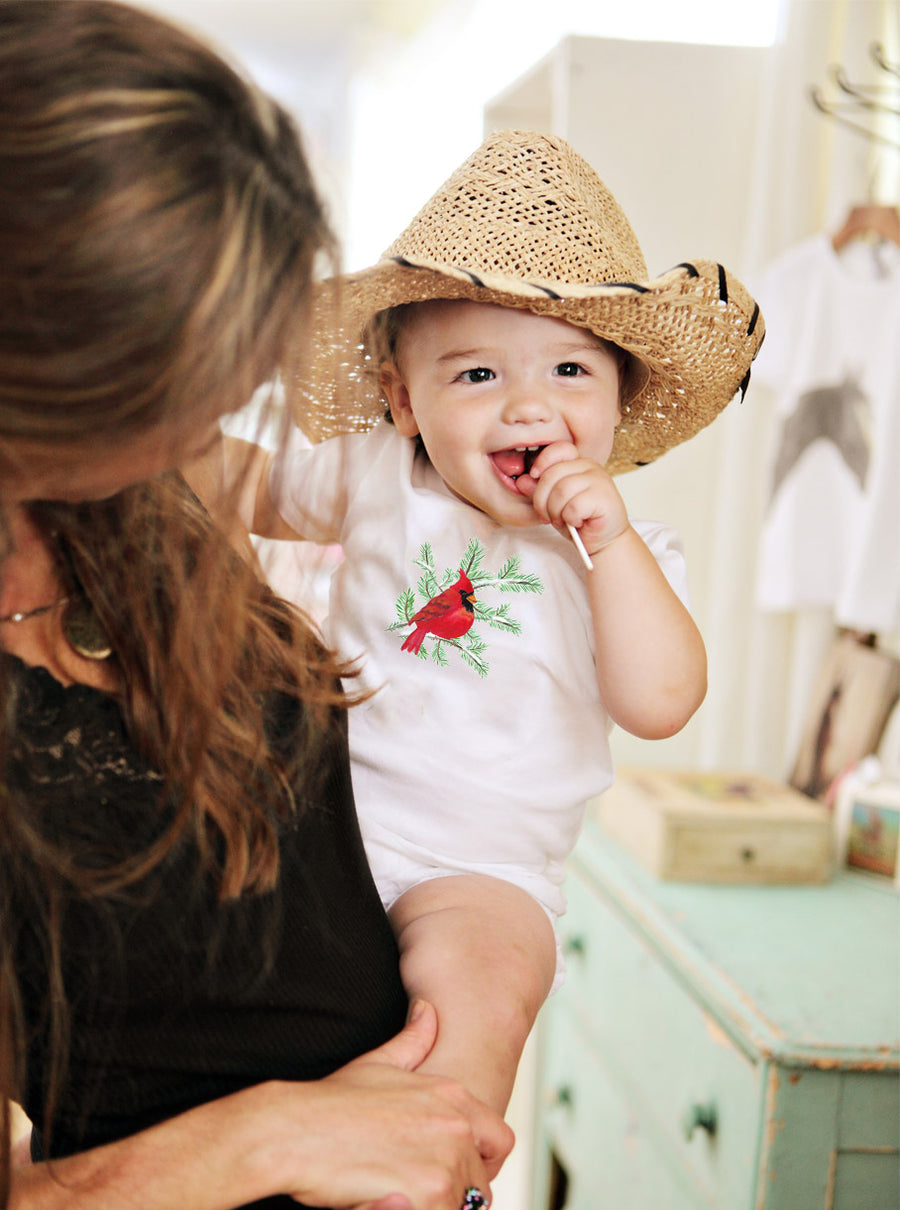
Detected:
left=757, top=1067, right=900, bottom=1210
left=556, top=866, right=763, bottom=1207
left=538, top=1003, right=703, bottom=1210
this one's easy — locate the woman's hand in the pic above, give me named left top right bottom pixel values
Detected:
left=266, top=1001, right=512, bottom=1210
left=8, top=1003, right=509, bottom=1210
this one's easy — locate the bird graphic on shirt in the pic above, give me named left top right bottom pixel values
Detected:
left=400, top=570, right=477, bottom=654
left=770, top=372, right=872, bottom=502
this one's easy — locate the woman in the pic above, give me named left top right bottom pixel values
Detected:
left=0, top=3, right=510, bottom=1208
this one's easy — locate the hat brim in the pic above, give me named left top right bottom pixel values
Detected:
left=296, top=256, right=763, bottom=474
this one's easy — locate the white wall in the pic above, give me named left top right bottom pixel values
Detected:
left=476, top=4, right=900, bottom=782
left=343, top=0, right=779, bottom=268
left=481, top=34, right=770, bottom=774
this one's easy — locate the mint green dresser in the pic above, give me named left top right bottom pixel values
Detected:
left=531, top=807, right=900, bottom=1209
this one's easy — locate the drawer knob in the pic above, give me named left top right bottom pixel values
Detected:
left=544, top=1084, right=574, bottom=1109
left=681, top=1101, right=717, bottom=1141
left=563, top=934, right=586, bottom=957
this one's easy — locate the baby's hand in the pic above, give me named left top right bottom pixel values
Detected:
left=520, top=441, right=629, bottom=557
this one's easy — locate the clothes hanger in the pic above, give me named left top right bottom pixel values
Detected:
left=810, top=43, right=900, bottom=148
left=872, top=41, right=900, bottom=82
left=810, top=44, right=900, bottom=253
left=810, top=86, right=900, bottom=151
left=830, top=202, right=900, bottom=251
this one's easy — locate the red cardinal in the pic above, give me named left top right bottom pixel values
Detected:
left=401, top=570, right=477, bottom=654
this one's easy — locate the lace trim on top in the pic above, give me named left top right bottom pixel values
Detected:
left=6, top=655, right=163, bottom=840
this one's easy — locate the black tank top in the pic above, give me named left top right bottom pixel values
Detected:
left=8, top=658, right=408, bottom=1209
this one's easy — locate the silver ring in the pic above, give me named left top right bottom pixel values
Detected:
left=461, top=1189, right=488, bottom=1210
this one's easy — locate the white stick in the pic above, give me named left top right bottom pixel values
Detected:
left=567, top=523, right=594, bottom=571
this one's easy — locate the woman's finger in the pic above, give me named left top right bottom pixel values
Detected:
left=356, top=1196, right=413, bottom=1210
left=354, top=1000, right=437, bottom=1073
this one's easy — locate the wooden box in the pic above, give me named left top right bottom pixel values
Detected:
left=591, top=768, right=833, bottom=884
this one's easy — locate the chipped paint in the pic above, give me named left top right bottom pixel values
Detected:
left=756, top=1067, right=783, bottom=1210
left=825, top=1148, right=836, bottom=1210
left=764, top=1069, right=783, bottom=1151
left=703, top=1010, right=737, bottom=1051
left=795, top=1051, right=896, bottom=1073
left=767, top=1116, right=787, bottom=1146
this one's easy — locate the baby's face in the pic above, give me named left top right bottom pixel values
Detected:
left=383, top=300, right=621, bottom=527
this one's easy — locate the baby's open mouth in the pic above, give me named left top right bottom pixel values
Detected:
left=490, top=445, right=543, bottom=481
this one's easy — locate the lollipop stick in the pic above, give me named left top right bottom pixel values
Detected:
left=567, top=523, right=594, bottom=571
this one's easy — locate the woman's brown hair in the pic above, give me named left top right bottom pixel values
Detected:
left=0, top=0, right=331, bottom=450
left=0, top=1, right=342, bottom=1199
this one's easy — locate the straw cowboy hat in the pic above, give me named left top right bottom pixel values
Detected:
left=298, top=129, right=764, bottom=474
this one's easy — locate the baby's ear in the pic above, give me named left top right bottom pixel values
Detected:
left=381, top=362, right=419, bottom=437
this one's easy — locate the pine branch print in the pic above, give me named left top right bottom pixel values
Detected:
left=474, top=602, right=522, bottom=635
left=457, top=634, right=490, bottom=678
left=414, top=543, right=441, bottom=599
left=472, top=554, right=543, bottom=594
left=460, top=537, right=486, bottom=580
left=390, top=537, right=543, bottom=673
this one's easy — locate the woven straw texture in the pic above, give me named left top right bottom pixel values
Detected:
left=296, top=130, right=765, bottom=474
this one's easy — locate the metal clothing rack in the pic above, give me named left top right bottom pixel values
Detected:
left=810, top=41, right=900, bottom=151
left=811, top=41, right=900, bottom=248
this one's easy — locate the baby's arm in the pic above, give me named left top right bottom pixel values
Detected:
left=182, top=434, right=305, bottom=541
left=388, top=875, right=557, bottom=1116
left=524, top=442, right=707, bottom=739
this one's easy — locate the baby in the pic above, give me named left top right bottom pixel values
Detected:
left=193, top=130, right=764, bottom=1115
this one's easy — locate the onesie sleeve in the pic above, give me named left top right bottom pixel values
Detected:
left=631, top=519, right=691, bottom=608
left=268, top=429, right=359, bottom=545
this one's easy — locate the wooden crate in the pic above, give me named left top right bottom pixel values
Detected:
left=590, top=768, right=833, bottom=884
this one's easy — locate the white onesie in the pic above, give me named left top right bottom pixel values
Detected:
left=272, top=421, right=688, bottom=927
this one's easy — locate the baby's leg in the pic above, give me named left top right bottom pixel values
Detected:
left=388, top=874, right=557, bottom=1115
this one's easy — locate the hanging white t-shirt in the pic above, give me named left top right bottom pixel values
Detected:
left=752, top=233, right=900, bottom=633
left=271, top=421, right=688, bottom=921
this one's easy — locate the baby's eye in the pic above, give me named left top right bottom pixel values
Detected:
left=458, top=367, right=494, bottom=384
left=554, top=361, right=585, bottom=377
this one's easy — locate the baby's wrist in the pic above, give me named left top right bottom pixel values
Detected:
left=584, top=521, right=632, bottom=559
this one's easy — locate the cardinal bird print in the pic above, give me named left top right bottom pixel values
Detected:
left=390, top=538, right=543, bottom=677
left=400, top=570, right=477, bottom=654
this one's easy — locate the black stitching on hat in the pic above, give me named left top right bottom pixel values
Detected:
left=462, top=270, right=486, bottom=287
left=635, top=460, right=649, bottom=466
left=604, top=282, right=650, bottom=294
left=717, top=264, right=728, bottom=303
left=392, top=256, right=416, bottom=267
left=747, top=302, right=760, bottom=336
left=676, top=262, right=700, bottom=277
left=739, top=367, right=751, bottom=401
left=530, top=283, right=562, bottom=299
